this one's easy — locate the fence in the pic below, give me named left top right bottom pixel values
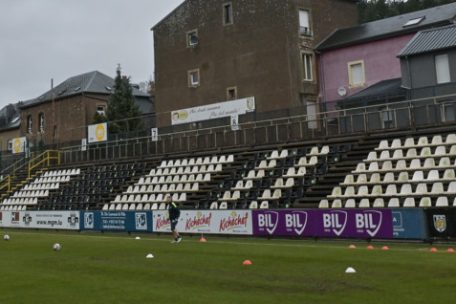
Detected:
left=1, top=93, right=456, bottom=171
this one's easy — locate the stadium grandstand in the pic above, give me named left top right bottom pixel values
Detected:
left=1, top=96, right=455, bottom=212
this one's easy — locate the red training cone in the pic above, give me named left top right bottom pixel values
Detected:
left=367, top=245, right=374, bottom=250
left=199, top=236, right=207, bottom=242
left=430, top=247, right=438, bottom=253
left=447, top=248, right=455, bottom=253
left=243, top=260, right=252, bottom=266
left=381, top=246, right=390, bottom=251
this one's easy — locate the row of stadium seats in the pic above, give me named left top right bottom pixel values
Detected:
left=366, top=146, right=456, bottom=162
left=147, top=164, right=222, bottom=176
left=126, top=183, right=200, bottom=194
left=0, top=205, right=28, bottom=211
left=354, top=158, right=456, bottom=173
left=342, top=169, right=455, bottom=186
left=376, top=134, right=456, bottom=151
left=159, top=155, right=233, bottom=168
left=42, top=168, right=80, bottom=177
left=330, top=182, right=456, bottom=198
left=320, top=196, right=456, bottom=208
left=113, top=193, right=187, bottom=203
left=103, top=202, right=168, bottom=211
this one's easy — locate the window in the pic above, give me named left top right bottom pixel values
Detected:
left=226, top=87, right=237, bottom=100
left=187, top=29, right=198, bottom=47
left=403, top=16, right=425, bottom=27
left=299, top=10, right=311, bottom=36
left=223, top=2, right=233, bottom=25
left=306, top=100, right=317, bottom=129
left=348, top=60, right=365, bottom=87
left=302, top=53, right=313, bottom=81
left=188, top=69, right=200, bottom=87
left=381, top=108, right=395, bottom=129
left=435, top=54, right=451, bottom=84
left=38, top=113, right=45, bottom=133
left=96, top=105, right=106, bottom=116
left=27, top=115, right=32, bottom=134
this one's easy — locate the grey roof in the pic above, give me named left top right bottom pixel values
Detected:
left=398, top=24, right=456, bottom=57
left=317, top=3, right=456, bottom=51
left=0, top=103, right=21, bottom=131
left=21, top=71, right=149, bottom=109
left=338, top=78, right=406, bottom=108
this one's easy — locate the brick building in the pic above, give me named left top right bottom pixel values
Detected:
left=152, top=0, right=358, bottom=127
left=19, top=71, right=151, bottom=147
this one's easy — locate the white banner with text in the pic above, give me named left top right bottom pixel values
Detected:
left=153, top=210, right=253, bottom=235
left=0, top=211, right=80, bottom=230
left=171, top=97, right=255, bottom=125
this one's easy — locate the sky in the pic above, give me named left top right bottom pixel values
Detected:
left=0, top=0, right=184, bottom=108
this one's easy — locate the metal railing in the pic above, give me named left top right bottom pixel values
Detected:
left=0, top=175, right=11, bottom=193
left=1, top=93, right=456, bottom=170
left=28, top=150, right=61, bottom=178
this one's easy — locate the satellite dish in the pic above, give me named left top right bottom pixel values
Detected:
left=338, top=86, right=347, bottom=97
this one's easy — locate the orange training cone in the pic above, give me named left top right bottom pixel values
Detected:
left=348, top=244, right=357, bottom=249
left=381, top=246, right=390, bottom=251
left=447, top=248, right=455, bottom=253
left=243, top=260, right=253, bottom=266
left=430, top=247, right=438, bottom=253
left=199, top=236, right=207, bottom=242
left=367, top=245, right=374, bottom=250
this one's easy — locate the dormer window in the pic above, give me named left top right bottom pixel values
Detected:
left=403, top=16, right=425, bottom=27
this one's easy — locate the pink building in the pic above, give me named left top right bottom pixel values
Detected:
left=316, top=3, right=456, bottom=110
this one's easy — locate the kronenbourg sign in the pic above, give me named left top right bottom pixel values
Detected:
left=12, top=137, right=27, bottom=154
left=88, top=123, right=107, bottom=143
left=171, top=97, right=255, bottom=125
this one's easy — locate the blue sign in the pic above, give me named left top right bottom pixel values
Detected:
left=81, top=211, right=153, bottom=232
left=392, top=209, right=428, bottom=240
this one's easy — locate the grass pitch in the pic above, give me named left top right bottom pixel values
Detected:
left=0, top=231, right=455, bottom=304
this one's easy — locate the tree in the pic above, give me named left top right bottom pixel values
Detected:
left=105, top=66, right=142, bottom=135
left=358, top=0, right=450, bottom=23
